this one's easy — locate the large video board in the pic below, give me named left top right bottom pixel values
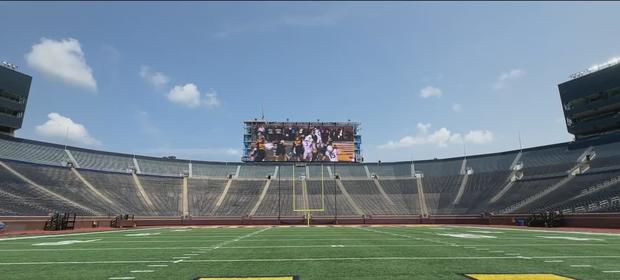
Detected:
left=243, top=121, right=359, bottom=162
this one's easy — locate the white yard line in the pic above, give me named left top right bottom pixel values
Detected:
left=161, top=227, right=271, bottom=274
left=0, top=227, right=167, bottom=242
left=4, top=255, right=620, bottom=266
left=110, top=231, right=276, bottom=280
left=232, top=238, right=410, bottom=241
left=358, top=227, right=458, bottom=247
left=456, top=225, right=620, bottom=237
left=3, top=242, right=618, bottom=252
left=7, top=235, right=600, bottom=242
left=0, top=260, right=171, bottom=265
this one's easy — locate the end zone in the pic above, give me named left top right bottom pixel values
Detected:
left=465, top=274, right=575, bottom=280
left=196, top=277, right=298, bottom=280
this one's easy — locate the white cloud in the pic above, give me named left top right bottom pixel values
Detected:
left=452, top=103, right=463, bottom=112
left=379, top=123, right=460, bottom=149
left=379, top=124, right=494, bottom=149
left=380, top=135, right=426, bottom=149
left=168, top=84, right=201, bottom=107
left=427, top=127, right=458, bottom=147
left=25, top=38, right=97, bottom=91
left=417, top=123, right=431, bottom=134
left=464, top=130, right=494, bottom=144
left=35, top=113, right=101, bottom=147
left=587, top=56, right=620, bottom=72
left=420, top=86, right=442, bottom=98
left=494, top=69, right=525, bottom=90
left=203, top=88, right=221, bottom=108
left=167, top=83, right=221, bottom=108
left=167, top=83, right=220, bottom=109
left=139, top=66, right=169, bottom=89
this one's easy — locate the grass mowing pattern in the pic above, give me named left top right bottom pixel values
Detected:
left=1, top=225, right=620, bottom=279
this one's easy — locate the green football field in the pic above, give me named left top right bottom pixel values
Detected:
left=1, top=225, right=620, bottom=280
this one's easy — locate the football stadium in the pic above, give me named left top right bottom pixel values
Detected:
left=2, top=2, right=620, bottom=280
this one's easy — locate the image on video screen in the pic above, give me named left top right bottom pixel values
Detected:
left=246, top=122, right=356, bottom=162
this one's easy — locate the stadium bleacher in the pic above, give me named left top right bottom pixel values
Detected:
left=137, top=157, right=188, bottom=176
left=5, top=161, right=115, bottom=215
left=211, top=180, right=265, bottom=216
left=79, top=169, right=152, bottom=215
left=0, top=137, right=67, bottom=166
left=342, top=180, right=401, bottom=215
left=187, top=178, right=228, bottom=215
left=366, top=162, right=412, bottom=178
left=0, top=135, right=619, bottom=217
left=69, top=149, right=134, bottom=173
left=458, top=170, right=512, bottom=214
left=137, top=175, right=183, bottom=216
left=192, top=162, right=238, bottom=178
left=379, top=179, right=420, bottom=215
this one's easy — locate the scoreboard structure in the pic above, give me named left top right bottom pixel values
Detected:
left=0, top=63, right=31, bottom=135
left=243, top=120, right=362, bottom=162
left=559, top=60, right=620, bottom=140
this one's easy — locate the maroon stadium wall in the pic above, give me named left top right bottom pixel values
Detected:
left=2, top=213, right=620, bottom=234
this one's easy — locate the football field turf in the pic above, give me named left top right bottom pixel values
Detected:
left=1, top=225, right=620, bottom=279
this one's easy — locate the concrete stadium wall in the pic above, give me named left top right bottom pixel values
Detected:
left=2, top=213, right=619, bottom=234
left=0, top=216, right=116, bottom=232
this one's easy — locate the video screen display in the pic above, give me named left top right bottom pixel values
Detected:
left=245, top=122, right=356, bottom=162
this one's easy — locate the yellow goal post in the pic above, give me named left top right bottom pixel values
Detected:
left=291, top=164, right=325, bottom=226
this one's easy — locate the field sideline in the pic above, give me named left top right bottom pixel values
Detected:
left=1, top=225, right=620, bottom=279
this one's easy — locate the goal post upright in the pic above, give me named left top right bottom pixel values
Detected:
left=292, top=163, right=325, bottom=226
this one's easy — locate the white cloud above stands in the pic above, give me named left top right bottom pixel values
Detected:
left=35, top=113, right=101, bottom=147
left=427, top=127, right=461, bottom=147
left=138, top=67, right=219, bottom=109
left=168, top=84, right=202, bottom=108
left=379, top=123, right=459, bottom=149
left=494, top=69, right=525, bottom=90
left=167, top=83, right=221, bottom=109
left=379, top=123, right=494, bottom=149
left=464, top=130, right=494, bottom=144
left=25, top=38, right=97, bottom=91
left=417, top=123, right=431, bottom=134
left=420, top=86, right=442, bottom=98
left=203, top=89, right=221, bottom=108
left=139, top=66, right=169, bottom=89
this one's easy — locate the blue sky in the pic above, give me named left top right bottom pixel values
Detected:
left=1, top=2, right=619, bottom=162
